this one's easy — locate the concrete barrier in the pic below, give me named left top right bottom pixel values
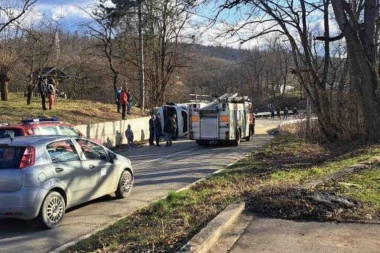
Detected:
left=76, top=116, right=150, bottom=147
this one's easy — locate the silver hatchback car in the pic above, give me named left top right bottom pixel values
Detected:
left=0, top=136, right=134, bottom=229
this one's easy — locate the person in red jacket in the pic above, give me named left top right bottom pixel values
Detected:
left=120, top=87, right=129, bottom=120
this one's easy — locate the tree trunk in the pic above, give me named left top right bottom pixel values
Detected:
left=0, top=80, right=8, bottom=101
left=27, top=85, right=33, bottom=105
left=331, top=0, right=380, bottom=142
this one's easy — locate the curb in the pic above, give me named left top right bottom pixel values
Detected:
left=177, top=202, right=245, bottom=253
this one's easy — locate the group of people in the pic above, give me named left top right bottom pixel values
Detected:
left=115, top=87, right=133, bottom=120
left=37, top=76, right=57, bottom=110
left=149, top=113, right=177, bottom=147
left=270, top=106, right=298, bottom=120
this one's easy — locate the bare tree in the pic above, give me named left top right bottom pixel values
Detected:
left=216, top=0, right=359, bottom=141
left=0, top=0, right=36, bottom=33
left=13, top=23, right=58, bottom=104
left=0, top=0, right=36, bottom=101
left=83, top=4, right=122, bottom=102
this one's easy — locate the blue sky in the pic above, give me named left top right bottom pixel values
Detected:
left=26, top=0, right=339, bottom=50
left=29, top=0, right=97, bottom=31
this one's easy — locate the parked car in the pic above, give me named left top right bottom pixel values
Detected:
left=0, top=135, right=134, bottom=229
left=0, top=117, right=84, bottom=138
left=0, top=117, right=101, bottom=144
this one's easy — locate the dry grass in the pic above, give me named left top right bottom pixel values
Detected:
left=0, top=93, right=148, bottom=125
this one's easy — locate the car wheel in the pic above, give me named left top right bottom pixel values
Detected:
left=38, top=191, right=66, bottom=229
left=115, top=170, right=134, bottom=198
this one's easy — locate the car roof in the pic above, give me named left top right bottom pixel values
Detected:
left=0, top=121, right=73, bottom=127
left=0, top=135, right=80, bottom=146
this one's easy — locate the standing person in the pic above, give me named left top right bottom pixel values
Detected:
left=270, top=107, right=275, bottom=119
left=127, top=89, right=132, bottom=115
left=283, top=107, right=288, bottom=120
left=37, top=77, right=48, bottom=110
left=164, top=114, right=174, bottom=146
left=115, top=86, right=122, bottom=113
left=276, top=107, right=281, bottom=119
left=172, top=114, right=177, bottom=140
left=120, top=87, right=129, bottom=120
left=125, top=124, right=134, bottom=147
left=293, top=107, right=298, bottom=119
left=154, top=114, right=162, bottom=147
left=46, top=78, right=56, bottom=110
left=149, top=114, right=155, bottom=146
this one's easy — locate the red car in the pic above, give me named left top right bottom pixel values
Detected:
left=0, top=117, right=87, bottom=139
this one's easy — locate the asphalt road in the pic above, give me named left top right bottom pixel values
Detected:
left=0, top=119, right=279, bottom=253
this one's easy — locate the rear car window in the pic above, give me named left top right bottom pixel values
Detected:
left=0, top=146, right=25, bottom=169
left=0, top=129, right=23, bottom=138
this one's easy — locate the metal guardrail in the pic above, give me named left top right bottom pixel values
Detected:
left=255, top=110, right=307, bottom=118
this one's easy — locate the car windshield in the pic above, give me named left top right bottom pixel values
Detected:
left=0, top=146, right=25, bottom=169
left=0, top=129, right=23, bottom=139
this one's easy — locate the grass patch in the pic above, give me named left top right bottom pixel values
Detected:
left=66, top=134, right=380, bottom=252
left=0, top=93, right=146, bottom=125
left=317, top=165, right=380, bottom=219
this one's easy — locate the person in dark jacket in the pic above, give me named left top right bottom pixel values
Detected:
left=283, top=107, right=289, bottom=120
left=149, top=114, right=155, bottom=146
left=154, top=114, right=162, bottom=147
left=270, top=107, right=275, bottom=119
left=115, top=86, right=122, bottom=113
left=293, top=107, right=298, bottom=119
left=164, top=114, right=175, bottom=146
left=37, top=77, right=48, bottom=110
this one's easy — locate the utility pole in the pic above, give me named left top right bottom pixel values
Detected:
left=138, top=0, right=145, bottom=110
left=306, top=32, right=312, bottom=133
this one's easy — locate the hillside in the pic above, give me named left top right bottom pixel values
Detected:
left=193, top=44, right=250, bottom=61
left=0, top=93, right=147, bottom=125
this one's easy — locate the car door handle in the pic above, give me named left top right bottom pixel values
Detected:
left=89, top=164, right=96, bottom=170
left=55, top=168, right=64, bottom=173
